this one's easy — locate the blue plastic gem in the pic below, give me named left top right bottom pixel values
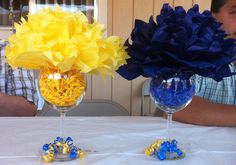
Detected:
left=56, top=137, right=63, bottom=142
left=53, top=147, right=58, bottom=153
left=66, top=137, right=73, bottom=142
left=70, top=151, right=78, bottom=159
left=160, top=142, right=168, bottom=151
left=165, top=141, right=172, bottom=152
left=66, top=137, right=73, bottom=146
left=171, top=139, right=178, bottom=145
left=161, top=142, right=166, bottom=147
left=71, top=148, right=78, bottom=153
left=166, top=141, right=171, bottom=147
left=71, top=146, right=78, bottom=151
left=169, top=143, right=177, bottom=152
left=157, top=151, right=166, bottom=161
left=176, top=149, right=183, bottom=157
left=42, top=144, right=49, bottom=151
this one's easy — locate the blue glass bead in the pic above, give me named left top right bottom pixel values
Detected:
left=42, top=144, right=49, bottom=151
left=70, top=151, right=78, bottom=159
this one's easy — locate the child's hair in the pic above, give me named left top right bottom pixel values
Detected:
left=211, top=0, right=228, bottom=13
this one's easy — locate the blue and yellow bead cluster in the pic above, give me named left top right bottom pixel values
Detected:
left=145, top=139, right=185, bottom=160
left=41, top=137, right=85, bottom=163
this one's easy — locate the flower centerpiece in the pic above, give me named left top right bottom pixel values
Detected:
left=6, top=6, right=128, bottom=162
left=117, top=4, right=236, bottom=160
left=6, top=6, right=128, bottom=76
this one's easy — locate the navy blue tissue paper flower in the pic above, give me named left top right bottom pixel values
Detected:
left=117, top=4, right=236, bottom=81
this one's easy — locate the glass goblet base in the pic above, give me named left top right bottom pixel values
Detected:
left=51, top=151, right=78, bottom=162
left=145, top=139, right=185, bottom=161
left=41, top=137, right=85, bottom=163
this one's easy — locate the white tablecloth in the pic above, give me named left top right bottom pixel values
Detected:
left=0, top=117, right=235, bottom=165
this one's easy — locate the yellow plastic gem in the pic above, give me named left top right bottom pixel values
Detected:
left=54, top=141, right=62, bottom=152
left=145, top=139, right=163, bottom=156
left=144, top=148, right=152, bottom=156
left=42, top=154, right=54, bottom=163
left=78, top=150, right=85, bottom=160
left=151, top=140, right=162, bottom=149
left=62, top=143, right=70, bottom=154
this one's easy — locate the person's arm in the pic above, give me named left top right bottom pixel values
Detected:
left=173, top=96, right=236, bottom=126
left=0, top=92, right=37, bottom=116
left=0, top=44, right=38, bottom=116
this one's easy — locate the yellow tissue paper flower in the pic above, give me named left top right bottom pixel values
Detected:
left=6, top=6, right=128, bottom=76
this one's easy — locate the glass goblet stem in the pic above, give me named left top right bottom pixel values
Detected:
left=166, top=112, right=173, bottom=141
left=60, top=112, right=66, bottom=139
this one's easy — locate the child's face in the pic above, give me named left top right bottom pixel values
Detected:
left=214, top=0, right=236, bottom=39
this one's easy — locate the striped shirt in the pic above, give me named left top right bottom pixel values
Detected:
left=194, top=64, right=236, bottom=106
left=0, top=43, right=38, bottom=106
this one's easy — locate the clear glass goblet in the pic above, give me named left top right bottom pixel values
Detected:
left=38, top=67, right=86, bottom=161
left=149, top=76, right=195, bottom=160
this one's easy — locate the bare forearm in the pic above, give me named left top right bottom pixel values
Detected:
left=173, top=96, right=236, bottom=126
left=0, top=92, right=37, bottom=116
